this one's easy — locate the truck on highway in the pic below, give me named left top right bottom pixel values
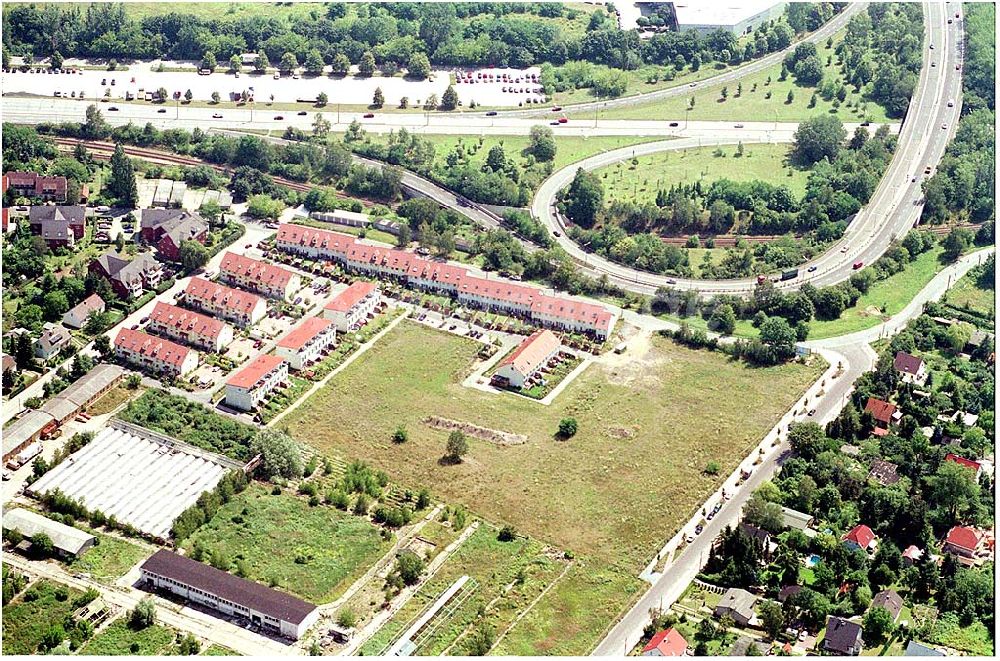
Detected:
left=781, top=269, right=799, bottom=281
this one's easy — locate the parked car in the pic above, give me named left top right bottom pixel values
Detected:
left=273, top=115, right=284, bottom=120
left=212, top=113, right=223, bottom=118
left=363, top=112, right=374, bottom=118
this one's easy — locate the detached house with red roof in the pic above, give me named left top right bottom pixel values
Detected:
left=147, top=301, right=234, bottom=353
left=893, top=351, right=927, bottom=384
left=943, top=526, right=986, bottom=561
left=219, top=252, right=300, bottom=301
left=225, top=354, right=288, bottom=412
left=181, top=278, right=267, bottom=328
left=642, top=628, right=688, bottom=657
left=114, top=328, right=198, bottom=377
left=842, top=524, right=878, bottom=553
left=276, top=317, right=336, bottom=370
left=323, top=281, right=380, bottom=332
left=944, top=453, right=983, bottom=480
left=493, top=329, right=562, bottom=389
left=865, top=397, right=900, bottom=434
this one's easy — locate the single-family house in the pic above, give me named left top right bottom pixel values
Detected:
left=323, top=281, right=380, bottom=332
left=61, top=294, right=105, bottom=329
left=822, top=616, right=863, bottom=656
left=641, top=628, right=688, bottom=657
left=714, top=587, right=756, bottom=627
left=139, top=209, right=209, bottom=262
left=28, top=205, right=86, bottom=248
left=902, top=545, right=924, bottom=566
left=492, top=329, right=562, bottom=390
left=35, top=323, right=71, bottom=359
left=780, top=506, right=813, bottom=532
left=904, top=641, right=944, bottom=656
left=777, top=585, right=802, bottom=603
left=739, top=523, right=774, bottom=561
left=275, top=317, right=336, bottom=370
left=942, top=525, right=984, bottom=559
left=893, top=351, right=927, bottom=384
left=4, top=172, right=67, bottom=202
left=865, top=397, right=900, bottom=431
left=868, top=459, right=900, bottom=486
left=869, top=589, right=903, bottom=622
left=224, top=354, right=288, bottom=412
left=842, top=524, right=877, bottom=553
left=944, top=453, right=982, bottom=480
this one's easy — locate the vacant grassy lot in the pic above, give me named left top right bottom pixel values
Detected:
left=181, top=484, right=389, bottom=603
left=943, top=271, right=995, bottom=325
left=87, top=385, right=142, bottom=416
left=286, top=321, right=820, bottom=566
left=67, top=531, right=151, bottom=584
left=807, top=247, right=947, bottom=339
left=361, top=523, right=570, bottom=655
left=600, top=31, right=890, bottom=123
left=79, top=620, right=177, bottom=656
left=597, top=143, right=810, bottom=206
left=2, top=580, right=85, bottom=654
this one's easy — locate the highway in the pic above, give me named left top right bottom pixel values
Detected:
left=537, top=2, right=964, bottom=297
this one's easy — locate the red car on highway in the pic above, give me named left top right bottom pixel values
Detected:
left=853, top=261, right=864, bottom=270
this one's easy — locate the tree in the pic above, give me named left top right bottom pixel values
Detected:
left=201, top=51, right=217, bottom=71
left=759, top=599, right=784, bottom=639
left=316, top=91, right=329, bottom=106
left=254, top=51, right=269, bottom=73
left=372, top=87, right=384, bottom=108
left=184, top=89, right=193, bottom=102
left=759, top=316, right=796, bottom=351
left=178, top=633, right=200, bottom=655
left=42, top=290, right=69, bottom=321
left=179, top=240, right=209, bottom=271
left=331, top=53, right=351, bottom=76
left=941, top=227, right=973, bottom=261
left=108, top=143, right=138, bottom=208
left=50, top=51, right=64, bottom=70
left=394, top=550, right=424, bottom=585
left=250, top=429, right=304, bottom=480
left=558, top=417, right=578, bottom=438
left=129, top=597, right=157, bottom=629
left=211, top=91, right=220, bottom=104
left=199, top=199, right=222, bottom=226
left=358, top=51, right=376, bottom=77
left=391, top=426, right=408, bottom=444
left=786, top=89, right=795, bottom=104
left=82, top=104, right=110, bottom=139
left=407, top=52, right=431, bottom=80
left=788, top=422, right=828, bottom=461
left=280, top=52, right=298, bottom=74
left=94, top=334, right=112, bottom=358
left=743, top=492, right=785, bottom=532
left=793, top=115, right=846, bottom=165
left=466, top=620, right=495, bottom=656
left=929, top=460, right=980, bottom=521
left=527, top=125, right=557, bottom=161
left=440, top=85, right=459, bottom=110
left=29, top=532, right=54, bottom=557
left=564, top=168, right=604, bottom=229
left=793, top=55, right=824, bottom=85
left=246, top=194, right=284, bottom=220
left=862, top=606, right=895, bottom=645
left=709, top=303, right=736, bottom=335
left=304, top=49, right=325, bottom=76
left=229, top=54, right=242, bottom=73
left=312, top=113, right=331, bottom=138
left=445, top=430, right=468, bottom=463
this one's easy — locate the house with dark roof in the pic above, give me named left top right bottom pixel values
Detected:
left=90, top=251, right=164, bottom=300
left=140, top=549, right=319, bottom=639
left=139, top=209, right=208, bottom=262
left=904, top=641, right=944, bottom=656
left=35, top=323, right=71, bottom=360
left=867, top=459, right=900, bottom=486
left=777, top=584, right=802, bottom=603
left=842, top=524, right=878, bottom=553
left=642, top=628, right=688, bottom=656
left=869, top=589, right=903, bottom=622
left=714, top=588, right=756, bottom=626
left=29, top=205, right=86, bottom=248
left=739, top=523, right=774, bottom=562
left=893, top=351, right=927, bottom=384
left=822, top=616, right=863, bottom=656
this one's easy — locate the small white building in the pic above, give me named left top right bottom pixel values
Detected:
left=35, top=323, right=71, bottom=359
left=140, top=549, right=319, bottom=640
left=224, top=354, right=288, bottom=411
left=669, top=1, right=788, bottom=36
left=61, top=294, right=105, bottom=329
left=493, top=329, right=562, bottom=389
left=323, top=282, right=381, bottom=332
left=275, top=317, right=336, bottom=370
left=3, top=508, right=96, bottom=558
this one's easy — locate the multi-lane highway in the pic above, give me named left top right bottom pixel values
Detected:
left=536, top=2, right=964, bottom=297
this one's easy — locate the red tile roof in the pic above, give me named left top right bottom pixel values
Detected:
left=276, top=223, right=355, bottom=255
left=220, top=252, right=296, bottom=290
left=893, top=351, right=924, bottom=376
left=498, top=329, right=561, bottom=377
left=114, top=327, right=195, bottom=369
left=945, top=453, right=981, bottom=472
left=865, top=397, right=897, bottom=425
left=642, top=628, right=688, bottom=656
left=843, top=524, right=876, bottom=549
left=3, top=171, right=67, bottom=196
left=184, top=277, right=264, bottom=315
left=227, top=354, right=286, bottom=390
left=149, top=301, right=227, bottom=341
left=277, top=317, right=333, bottom=351
left=945, top=526, right=983, bottom=553
left=325, top=281, right=377, bottom=313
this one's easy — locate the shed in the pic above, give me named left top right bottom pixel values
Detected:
left=3, top=508, right=96, bottom=557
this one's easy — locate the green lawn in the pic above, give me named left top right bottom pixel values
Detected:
left=927, top=612, right=994, bottom=656
left=600, top=31, right=890, bottom=123
left=203, top=644, right=240, bottom=656
left=181, top=484, right=389, bottom=604
left=807, top=247, right=947, bottom=340
left=1, top=580, right=86, bottom=654
left=942, top=270, right=995, bottom=325
left=79, top=620, right=177, bottom=655
left=67, top=531, right=151, bottom=584
left=360, top=523, right=571, bottom=656
left=597, top=143, right=810, bottom=206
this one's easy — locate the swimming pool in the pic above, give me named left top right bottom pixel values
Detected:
left=806, top=554, right=821, bottom=567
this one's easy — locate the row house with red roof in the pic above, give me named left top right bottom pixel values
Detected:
left=275, top=317, right=336, bottom=370
left=493, top=329, right=562, bottom=389
left=225, top=354, right=288, bottom=411
left=274, top=224, right=617, bottom=340
left=180, top=278, right=267, bottom=328
left=3, top=172, right=68, bottom=202
left=147, top=301, right=234, bottom=353
left=220, top=252, right=300, bottom=301
left=114, top=328, right=198, bottom=377
left=323, top=282, right=381, bottom=332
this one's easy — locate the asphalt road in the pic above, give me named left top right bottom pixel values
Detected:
left=536, top=2, right=964, bottom=297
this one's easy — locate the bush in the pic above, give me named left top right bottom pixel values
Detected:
left=557, top=417, right=578, bottom=438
